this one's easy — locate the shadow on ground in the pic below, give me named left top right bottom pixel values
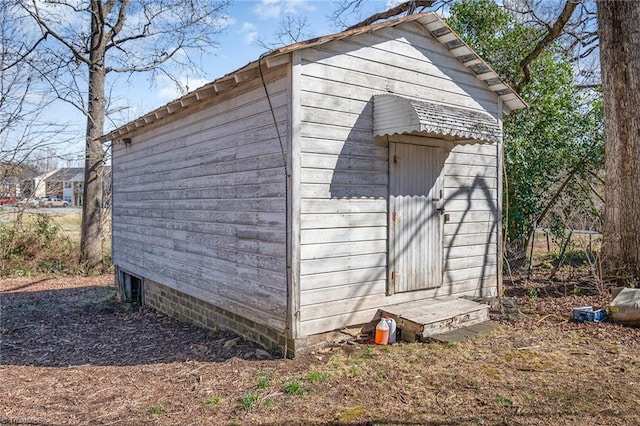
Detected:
left=1, top=284, right=271, bottom=367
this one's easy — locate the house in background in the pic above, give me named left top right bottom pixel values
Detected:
left=102, top=13, right=525, bottom=356
left=26, top=169, right=57, bottom=199
left=21, top=166, right=111, bottom=207
left=45, top=167, right=84, bottom=206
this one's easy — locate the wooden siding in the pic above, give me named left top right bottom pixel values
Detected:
left=296, top=22, right=501, bottom=336
left=112, top=68, right=290, bottom=331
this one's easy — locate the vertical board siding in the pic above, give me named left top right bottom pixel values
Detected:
left=297, top=23, right=501, bottom=336
left=112, top=71, right=289, bottom=331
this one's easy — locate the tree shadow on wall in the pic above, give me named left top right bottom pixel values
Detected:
left=326, top=102, right=499, bottom=314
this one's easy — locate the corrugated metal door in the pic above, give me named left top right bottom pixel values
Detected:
left=389, top=142, right=445, bottom=293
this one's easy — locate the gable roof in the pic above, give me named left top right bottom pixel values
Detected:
left=46, top=168, right=84, bottom=182
left=101, top=12, right=525, bottom=143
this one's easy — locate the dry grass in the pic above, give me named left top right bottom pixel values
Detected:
left=0, top=207, right=111, bottom=277
left=2, top=271, right=640, bottom=425
left=0, top=208, right=83, bottom=239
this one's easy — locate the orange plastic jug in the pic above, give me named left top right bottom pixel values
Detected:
left=374, top=317, right=390, bottom=345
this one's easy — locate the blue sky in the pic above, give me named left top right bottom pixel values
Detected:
left=135, top=0, right=400, bottom=110
left=44, top=0, right=402, bottom=163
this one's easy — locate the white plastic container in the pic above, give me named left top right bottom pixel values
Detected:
left=385, top=317, right=397, bottom=344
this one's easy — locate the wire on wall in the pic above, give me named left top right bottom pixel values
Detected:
left=258, top=54, right=290, bottom=358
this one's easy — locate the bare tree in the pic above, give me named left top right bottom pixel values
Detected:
left=1, top=3, right=67, bottom=199
left=17, top=0, right=231, bottom=273
left=256, top=15, right=313, bottom=51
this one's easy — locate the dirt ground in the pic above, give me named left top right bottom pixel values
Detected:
left=2, top=271, right=640, bottom=425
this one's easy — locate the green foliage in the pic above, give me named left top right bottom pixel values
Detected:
left=238, top=392, right=259, bottom=409
left=204, top=396, right=221, bottom=406
left=282, top=380, right=304, bottom=395
left=35, top=214, right=61, bottom=246
left=446, top=0, right=537, bottom=86
left=306, top=370, right=328, bottom=384
left=496, top=396, right=514, bottom=406
left=148, top=406, right=165, bottom=415
left=504, top=62, right=603, bottom=242
left=447, top=0, right=604, bottom=250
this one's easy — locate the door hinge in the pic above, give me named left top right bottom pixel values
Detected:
left=392, top=211, right=399, bottom=222
left=393, top=154, right=398, bottom=164
left=391, top=271, right=399, bottom=281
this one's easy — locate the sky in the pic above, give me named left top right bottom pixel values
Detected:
left=35, top=0, right=404, bottom=164
left=119, top=0, right=404, bottom=116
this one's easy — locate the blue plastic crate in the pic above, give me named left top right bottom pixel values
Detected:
left=572, top=306, right=608, bottom=323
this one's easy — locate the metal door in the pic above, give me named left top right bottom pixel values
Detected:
left=389, top=142, right=445, bottom=293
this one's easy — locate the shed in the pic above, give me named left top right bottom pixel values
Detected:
left=102, top=12, right=525, bottom=356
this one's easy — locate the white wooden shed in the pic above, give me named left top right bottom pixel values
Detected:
left=102, top=12, right=525, bottom=356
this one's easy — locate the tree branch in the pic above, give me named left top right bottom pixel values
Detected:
left=105, top=44, right=180, bottom=74
left=19, top=0, right=90, bottom=66
left=1, top=33, right=48, bottom=72
left=106, top=0, right=130, bottom=44
left=518, top=0, right=579, bottom=90
left=346, top=0, right=436, bottom=30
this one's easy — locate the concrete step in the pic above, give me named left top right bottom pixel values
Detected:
left=380, top=297, right=489, bottom=342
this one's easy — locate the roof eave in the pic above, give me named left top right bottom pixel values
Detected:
left=415, top=14, right=527, bottom=112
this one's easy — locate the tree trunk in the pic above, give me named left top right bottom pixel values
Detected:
left=597, top=1, right=640, bottom=284
left=79, top=0, right=106, bottom=273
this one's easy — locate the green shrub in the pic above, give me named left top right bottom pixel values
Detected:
left=238, top=392, right=259, bottom=409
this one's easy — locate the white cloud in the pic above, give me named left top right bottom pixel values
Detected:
left=240, top=22, right=259, bottom=44
left=215, top=15, right=237, bottom=30
left=253, top=0, right=316, bottom=19
left=253, top=0, right=281, bottom=19
left=285, top=0, right=316, bottom=14
left=24, top=91, right=45, bottom=105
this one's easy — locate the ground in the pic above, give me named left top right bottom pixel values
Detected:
left=1, top=271, right=640, bottom=425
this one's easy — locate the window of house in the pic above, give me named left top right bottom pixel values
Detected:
left=64, top=181, right=72, bottom=189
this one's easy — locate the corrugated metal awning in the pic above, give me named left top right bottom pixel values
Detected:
left=373, top=94, right=500, bottom=143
